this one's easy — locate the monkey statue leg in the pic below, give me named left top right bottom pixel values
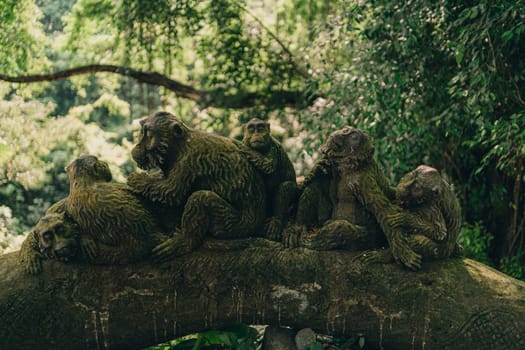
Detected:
left=265, top=181, right=299, bottom=242
left=82, top=232, right=168, bottom=265
left=407, top=235, right=464, bottom=260
left=359, top=248, right=396, bottom=265
left=301, top=219, right=368, bottom=250
left=284, top=185, right=323, bottom=247
left=361, top=234, right=463, bottom=265
left=407, top=235, right=442, bottom=260
left=295, top=185, right=327, bottom=229
left=152, top=190, right=251, bottom=262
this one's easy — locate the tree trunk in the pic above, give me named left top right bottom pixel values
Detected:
left=1, top=238, right=524, bottom=350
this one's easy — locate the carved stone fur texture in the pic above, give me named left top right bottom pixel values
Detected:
left=63, top=155, right=165, bottom=264
left=237, top=118, right=298, bottom=241
left=19, top=155, right=165, bottom=273
left=18, top=158, right=114, bottom=274
left=295, top=126, right=422, bottom=270
left=127, top=112, right=267, bottom=261
left=392, top=165, right=462, bottom=259
left=18, top=199, right=76, bottom=274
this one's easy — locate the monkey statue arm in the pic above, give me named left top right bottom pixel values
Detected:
left=373, top=162, right=397, bottom=200
left=357, top=171, right=422, bottom=270
left=127, top=161, right=196, bottom=206
left=79, top=232, right=167, bottom=264
left=235, top=142, right=278, bottom=175
left=387, top=209, right=447, bottom=241
left=254, top=149, right=278, bottom=175
left=303, top=156, right=332, bottom=186
left=18, top=231, right=44, bottom=274
left=440, top=187, right=463, bottom=257
left=361, top=234, right=452, bottom=264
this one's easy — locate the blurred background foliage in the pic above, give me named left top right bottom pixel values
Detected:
left=0, top=0, right=524, bottom=282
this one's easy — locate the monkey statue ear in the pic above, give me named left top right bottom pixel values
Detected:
left=63, top=211, right=78, bottom=228
left=171, top=122, right=185, bottom=138
left=103, top=165, right=112, bottom=182
left=94, top=160, right=112, bottom=182
left=54, top=211, right=67, bottom=222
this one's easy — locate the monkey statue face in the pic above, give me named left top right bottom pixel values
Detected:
left=242, top=118, right=271, bottom=152
left=132, top=112, right=189, bottom=171
left=397, top=165, right=442, bottom=207
left=321, top=126, right=374, bottom=165
left=66, top=155, right=112, bottom=183
left=33, top=212, right=79, bottom=262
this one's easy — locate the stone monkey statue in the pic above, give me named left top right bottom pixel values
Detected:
left=127, top=112, right=267, bottom=262
left=238, top=118, right=298, bottom=241
left=365, top=165, right=462, bottom=263
left=19, top=200, right=80, bottom=274
left=64, top=154, right=166, bottom=265
left=19, top=154, right=166, bottom=273
left=294, top=126, right=422, bottom=270
left=19, top=157, right=114, bottom=274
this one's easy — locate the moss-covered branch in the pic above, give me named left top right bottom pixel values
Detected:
left=1, top=239, right=524, bottom=350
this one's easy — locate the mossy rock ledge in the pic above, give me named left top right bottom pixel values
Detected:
left=1, top=238, right=524, bottom=350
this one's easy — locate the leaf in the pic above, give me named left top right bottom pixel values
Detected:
left=223, top=323, right=250, bottom=338
left=191, top=335, right=204, bottom=350
left=359, top=336, right=366, bottom=348
left=172, top=338, right=199, bottom=350
left=200, top=330, right=232, bottom=346
left=469, top=7, right=479, bottom=19
left=455, top=44, right=465, bottom=66
left=0, top=143, right=12, bottom=163
left=309, top=341, right=323, bottom=350
left=502, top=30, right=514, bottom=42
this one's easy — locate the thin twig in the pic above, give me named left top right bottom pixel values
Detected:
left=229, top=0, right=310, bottom=80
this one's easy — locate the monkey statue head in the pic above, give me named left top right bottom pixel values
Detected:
left=242, top=118, right=272, bottom=153
left=320, top=126, right=374, bottom=166
left=396, top=165, right=443, bottom=207
left=132, top=112, right=190, bottom=172
left=66, top=154, right=112, bottom=185
left=33, top=212, right=80, bottom=262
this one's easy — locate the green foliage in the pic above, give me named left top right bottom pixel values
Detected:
left=0, top=0, right=49, bottom=73
left=308, top=341, right=323, bottom=350
left=478, top=112, right=525, bottom=177
left=64, top=0, right=301, bottom=98
left=458, top=222, right=494, bottom=265
left=146, top=324, right=260, bottom=350
left=0, top=96, right=57, bottom=191
left=0, top=206, right=24, bottom=254
left=291, top=0, right=525, bottom=268
left=500, top=250, right=525, bottom=281
left=0, top=93, right=134, bottom=238
left=35, top=0, right=75, bottom=33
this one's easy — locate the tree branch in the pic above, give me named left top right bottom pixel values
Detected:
left=1, top=239, right=525, bottom=350
left=0, top=65, right=315, bottom=109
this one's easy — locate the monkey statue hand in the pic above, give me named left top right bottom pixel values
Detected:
left=264, top=217, right=284, bottom=241
left=390, top=233, right=422, bottom=270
